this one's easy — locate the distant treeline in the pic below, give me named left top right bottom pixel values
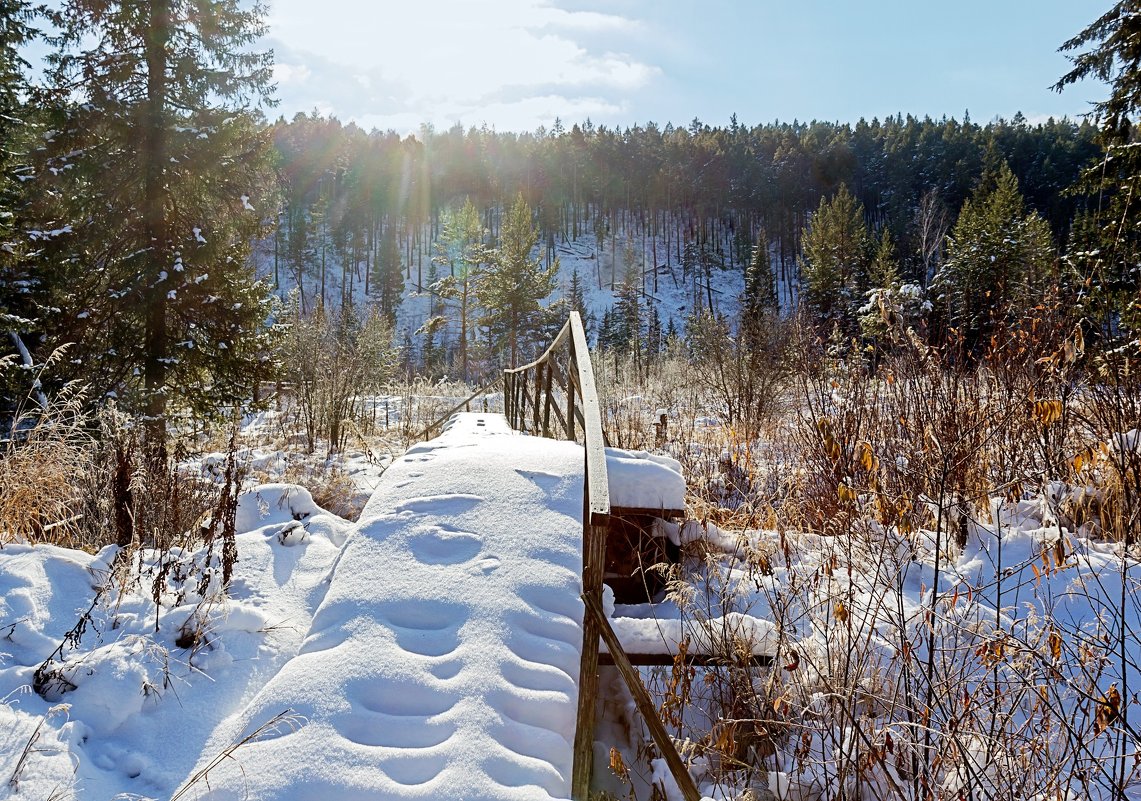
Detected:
left=272, top=111, right=1100, bottom=285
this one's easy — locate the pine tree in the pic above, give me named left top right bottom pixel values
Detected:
left=432, top=198, right=483, bottom=380
left=931, top=163, right=1055, bottom=351
left=30, top=0, right=275, bottom=440
left=799, top=185, right=870, bottom=334
left=373, top=221, right=403, bottom=325
left=476, top=194, right=557, bottom=366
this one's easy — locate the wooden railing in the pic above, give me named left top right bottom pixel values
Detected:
left=502, top=311, right=610, bottom=800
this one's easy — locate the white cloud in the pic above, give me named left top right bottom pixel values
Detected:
left=265, top=0, right=658, bottom=132
left=272, top=62, right=311, bottom=85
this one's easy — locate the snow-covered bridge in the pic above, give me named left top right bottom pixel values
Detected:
left=193, top=412, right=589, bottom=800
left=190, top=313, right=706, bottom=801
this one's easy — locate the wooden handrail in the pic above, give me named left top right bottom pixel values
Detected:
left=502, top=311, right=609, bottom=522
left=501, top=311, right=609, bottom=800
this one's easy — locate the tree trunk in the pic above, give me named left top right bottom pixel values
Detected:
left=142, top=0, right=171, bottom=451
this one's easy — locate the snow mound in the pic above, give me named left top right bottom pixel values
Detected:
left=0, top=518, right=345, bottom=800
left=605, top=447, right=687, bottom=510
left=234, top=483, right=351, bottom=546
left=186, top=413, right=586, bottom=801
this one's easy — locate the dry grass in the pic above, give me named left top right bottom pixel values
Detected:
left=0, top=384, right=95, bottom=548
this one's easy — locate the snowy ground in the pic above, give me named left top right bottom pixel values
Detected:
left=0, top=485, right=352, bottom=800
left=5, top=404, right=1140, bottom=801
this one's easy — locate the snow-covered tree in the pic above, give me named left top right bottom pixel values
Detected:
left=931, top=164, right=1055, bottom=350
left=29, top=0, right=276, bottom=439
left=1056, top=1, right=1141, bottom=343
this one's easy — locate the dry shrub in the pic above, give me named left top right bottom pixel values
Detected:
left=0, top=383, right=95, bottom=548
left=281, top=460, right=363, bottom=520
left=281, top=302, right=399, bottom=454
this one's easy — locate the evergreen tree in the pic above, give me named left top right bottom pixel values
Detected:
left=799, top=184, right=870, bottom=334
left=476, top=194, right=557, bottom=365
left=613, top=263, right=642, bottom=356
left=431, top=198, right=483, bottom=380
left=858, top=228, right=930, bottom=345
left=743, top=235, right=778, bottom=318
left=645, top=302, right=662, bottom=361
left=373, top=221, right=403, bottom=325
left=931, top=163, right=1055, bottom=351
left=0, top=0, right=39, bottom=404
left=30, top=0, right=275, bottom=440
left=1055, top=1, right=1141, bottom=341
left=567, top=266, right=595, bottom=339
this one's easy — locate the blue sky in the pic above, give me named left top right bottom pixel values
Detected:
left=266, top=0, right=1109, bottom=133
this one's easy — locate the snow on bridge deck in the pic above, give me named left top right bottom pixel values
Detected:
left=195, top=413, right=587, bottom=801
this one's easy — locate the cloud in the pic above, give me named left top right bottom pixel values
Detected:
left=265, top=0, right=658, bottom=133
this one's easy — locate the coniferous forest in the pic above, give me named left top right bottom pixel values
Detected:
left=0, top=0, right=1136, bottom=438
left=5, top=3, right=1141, bottom=801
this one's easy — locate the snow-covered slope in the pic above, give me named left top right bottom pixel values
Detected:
left=188, top=413, right=588, bottom=800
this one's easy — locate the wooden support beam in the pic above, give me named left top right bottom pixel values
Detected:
left=572, top=519, right=607, bottom=800
left=599, top=652, right=774, bottom=668
left=581, top=592, right=702, bottom=801
left=532, top=363, right=543, bottom=433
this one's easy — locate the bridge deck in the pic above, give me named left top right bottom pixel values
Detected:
left=198, top=413, right=586, bottom=801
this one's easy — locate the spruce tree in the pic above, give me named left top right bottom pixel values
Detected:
left=1055, top=1, right=1141, bottom=341
left=30, top=0, right=275, bottom=440
left=743, top=235, right=778, bottom=318
left=931, top=163, right=1055, bottom=351
left=0, top=0, right=38, bottom=400
left=476, top=194, right=557, bottom=366
left=799, top=185, right=870, bottom=334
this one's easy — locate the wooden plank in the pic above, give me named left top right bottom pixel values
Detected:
left=581, top=592, right=702, bottom=801
left=519, top=383, right=537, bottom=435
left=608, top=506, right=687, bottom=520
left=542, top=358, right=554, bottom=438
left=533, top=364, right=543, bottom=434
left=545, top=391, right=568, bottom=436
left=599, top=652, right=774, bottom=667
left=504, top=371, right=514, bottom=423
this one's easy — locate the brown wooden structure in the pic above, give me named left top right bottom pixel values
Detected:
left=410, top=312, right=769, bottom=799
left=503, top=312, right=706, bottom=801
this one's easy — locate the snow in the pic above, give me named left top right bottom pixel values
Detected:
left=181, top=413, right=588, bottom=800
left=605, top=447, right=686, bottom=510
left=604, top=613, right=776, bottom=657
left=0, top=486, right=350, bottom=801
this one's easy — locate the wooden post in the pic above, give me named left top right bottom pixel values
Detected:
left=581, top=592, right=702, bottom=801
left=542, top=358, right=554, bottom=438
left=533, top=363, right=543, bottom=434
left=572, top=503, right=606, bottom=799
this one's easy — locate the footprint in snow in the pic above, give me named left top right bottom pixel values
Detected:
left=467, top=556, right=500, bottom=575
left=408, top=526, right=482, bottom=565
